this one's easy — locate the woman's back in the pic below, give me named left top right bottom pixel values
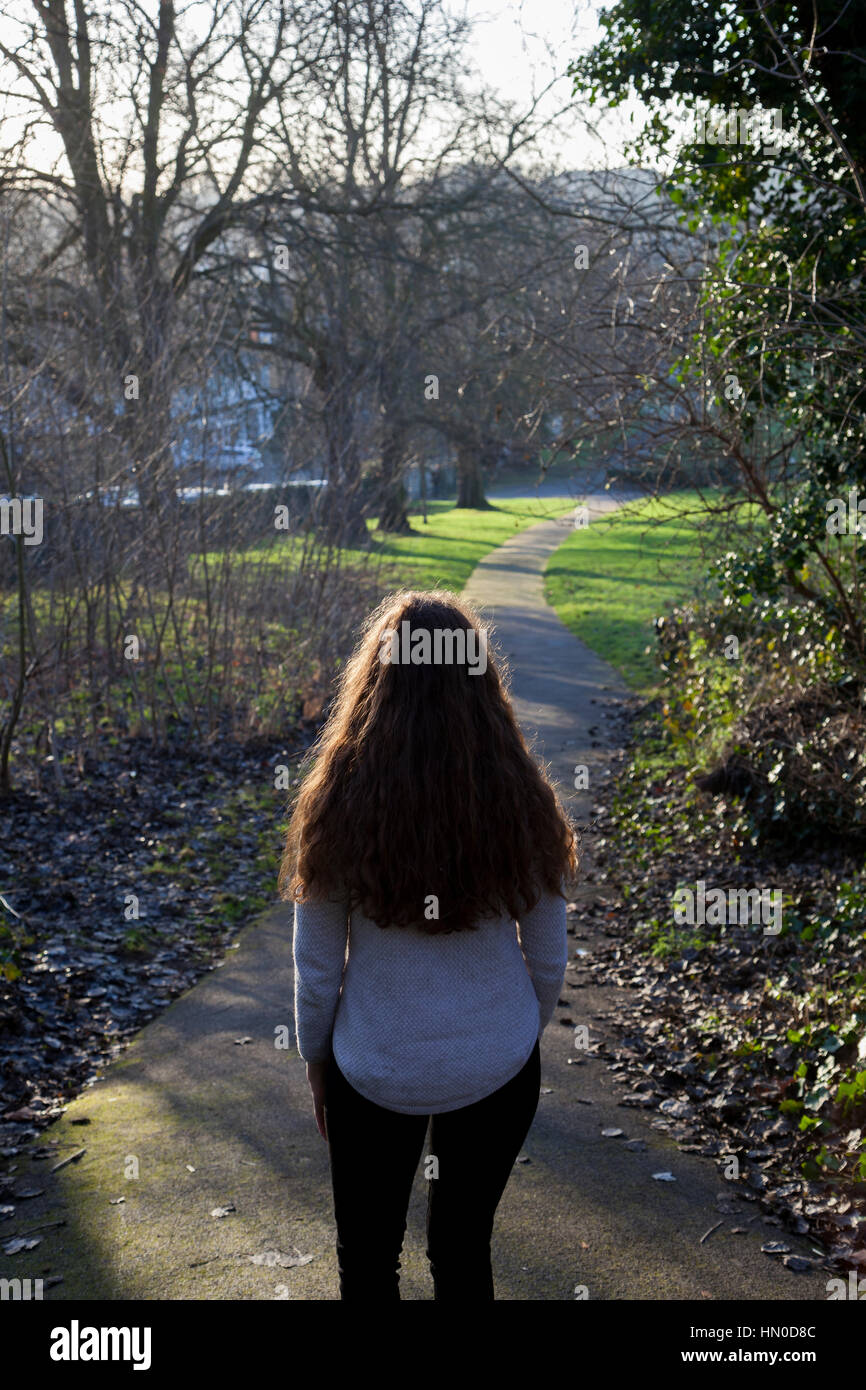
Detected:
left=281, top=588, right=578, bottom=1298
left=294, top=888, right=568, bottom=1113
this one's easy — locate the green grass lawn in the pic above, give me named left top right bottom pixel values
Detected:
left=544, top=492, right=766, bottom=692
left=346, top=496, right=575, bottom=592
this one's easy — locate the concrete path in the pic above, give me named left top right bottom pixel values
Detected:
left=7, top=497, right=829, bottom=1300
left=463, top=495, right=629, bottom=819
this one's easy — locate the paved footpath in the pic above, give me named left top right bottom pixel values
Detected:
left=7, top=497, right=829, bottom=1300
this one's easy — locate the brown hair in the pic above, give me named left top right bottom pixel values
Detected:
left=278, top=589, right=577, bottom=932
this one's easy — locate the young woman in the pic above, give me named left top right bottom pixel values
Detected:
left=279, top=589, right=577, bottom=1301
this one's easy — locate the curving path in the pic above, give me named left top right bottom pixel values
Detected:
left=9, top=497, right=828, bottom=1300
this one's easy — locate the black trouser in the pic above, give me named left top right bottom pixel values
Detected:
left=323, top=1038, right=541, bottom=1301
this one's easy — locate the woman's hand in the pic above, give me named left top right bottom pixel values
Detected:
left=306, top=1060, right=328, bottom=1141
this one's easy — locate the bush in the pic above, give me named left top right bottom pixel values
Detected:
left=654, top=597, right=866, bottom=850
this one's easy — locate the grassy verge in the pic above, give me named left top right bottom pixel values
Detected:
left=543, top=491, right=766, bottom=691
left=570, top=491, right=866, bottom=1211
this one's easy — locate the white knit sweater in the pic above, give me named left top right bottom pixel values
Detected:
left=292, top=888, right=568, bottom=1114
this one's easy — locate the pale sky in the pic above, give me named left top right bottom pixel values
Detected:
left=458, top=0, right=646, bottom=170
left=0, top=0, right=647, bottom=179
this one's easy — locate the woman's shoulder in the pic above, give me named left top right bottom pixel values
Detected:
left=293, top=882, right=350, bottom=916
left=522, top=877, right=567, bottom=909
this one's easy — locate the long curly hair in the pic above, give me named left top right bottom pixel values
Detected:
left=278, top=589, right=578, bottom=932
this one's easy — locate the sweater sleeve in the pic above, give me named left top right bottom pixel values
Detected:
left=517, top=888, right=568, bottom=1036
left=292, top=893, right=350, bottom=1064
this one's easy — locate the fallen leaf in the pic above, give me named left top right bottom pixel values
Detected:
left=248, top=1248, right=314, bottom=1268
left=659, top=1099, right=692, bottom=1119
left=2, top=1236, right=41, bottom=1254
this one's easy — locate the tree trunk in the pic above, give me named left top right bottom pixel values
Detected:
left=455, top=441, right=489, bottom=509
left=313, top=357, right=368, bottom=546
left=376, top=424, right=411, bottom=532
left=378, top=477, right=410, bottom=532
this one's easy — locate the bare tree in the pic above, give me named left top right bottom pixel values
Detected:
left=0, top=0, right=336, bottom=523
left=227, top=0, right=594, bottom=528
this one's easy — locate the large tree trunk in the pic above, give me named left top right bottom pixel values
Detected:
left=313, top=357, right=368, bottom=546
left=376, top=425, right=411, bottom=532
left=378, top=476, right=411, bottom=532
left=455, top=440, right=489, bottom=509
left=374, top=313, right=410, bottom=532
